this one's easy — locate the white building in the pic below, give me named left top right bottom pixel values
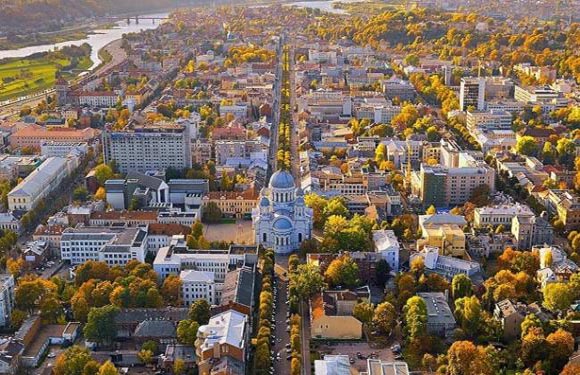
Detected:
left=252, top=170, right=313, bottom=254
left=60, top=226, right=147, bottom=265
left=474, top=204, right=535, bottom=228
left=40, top=141, right=88, bottom=158
left=8, top=156, right=77, bottom=211
left=0, top=212, right=22, bottom=234
left=78, top=92, right=118, bottom=108
left=372, top=230, right=400, bottom=272
left=460, top=77, right=486, bottom=111
left=153, top=235, right=258, bottom=280
left=103, top=123, right=192, bottom=174
left=0, top=274, right=15, bottom=328
left=410, top=247, right=481, bottom=280
left=180, top=270, right=217, bottom=306
left=466, top=110, right=512, bottom=131
left=315, top=355, right=351, bottom=375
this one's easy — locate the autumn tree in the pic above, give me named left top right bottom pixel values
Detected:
left=161, top=275, right=182, bottom=305
left=54, top=346, right=95, bottom=375
left=98, top=361, right=118, bottom=375
left=543, top=282, right=573, bottom=312
left=373, top=301, right=396, bottom=334
left=451, top=274, right=472, bottom=300
left=83, top=305, right=119, bottom=347
left=353, top=301, right=374, bottom=324
left=447, top=341, right=496, bottom=375
left=324, top=254, right=360, bottom=287
left=546, top=328, right=574, bottom=372
left=404, top=296, right=427, bottom=339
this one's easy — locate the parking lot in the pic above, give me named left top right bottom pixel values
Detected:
left=313, top=341, right=396, bottom=373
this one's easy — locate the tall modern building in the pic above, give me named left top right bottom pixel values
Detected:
left=103, top=122, right=192, bottom=173
left=252, top=169, right=313, bottom=254
left=0, top=274, right=15, bottom=327
left=459, top=77, right=486, bottom=111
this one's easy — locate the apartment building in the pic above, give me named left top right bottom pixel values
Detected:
left=77, top=92, right=118, bottom=107
left=474, top=204, right=535, bottom=228
left=459, top=77, right=485, bottom=111
left=8, top=156, right=78, bottom=211
left=180, top=270, right=217, bottom=306
left=0, top=274, right=15, bottom=328
left=103, top=122, right=192, bottom=173
left=146, top=223, right=191, bottom=254
left=382, top=77, right=416, bottom=101
left=412, top=157, right=495, bottom=208
left=418, top=214, right=468, bottom=257
left=60, top=226, right=147, bottom=266
left=353, top=104, right=401, bottom=124
left=534, top=189, right=580, bottom=230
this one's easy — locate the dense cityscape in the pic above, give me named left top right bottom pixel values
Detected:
left=0, top=0, right=580, bottom=375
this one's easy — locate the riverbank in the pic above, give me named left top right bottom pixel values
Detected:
left=0, top=49, right=91, bottom=102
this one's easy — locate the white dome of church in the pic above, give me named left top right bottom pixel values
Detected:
left=269, top=170, right=295, bottom=189
left=252, top=169, right=313, bottom=254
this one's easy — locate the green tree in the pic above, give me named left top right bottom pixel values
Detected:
left=454, top=296, right=482, bottom=338
left=515, top=136, right=538, bottom=156
left=54, top=346, right=94, bottom=375
left=202, top=201, right=222, bottom=223
left=543, top=283, right=573, bottom=312
left=404, top=296, right=427, bottom=339
left=83, top=305, right=119, bottom=346
left=188, top=299, right=211, bottom=324
left=520, top=313, right=542, bottom=339
left=94, top=164, right=114, bottom=186
left=451, top=274, right=472, bottom=300
left=191, top=220, right=204, bottom=239
left=173, top=359, right=186, bottom=375
left=73, top=186, right=89, bottom=202
left=176, top=319, right=200, bottom=347
left=294, top=264, right=326, bottom=299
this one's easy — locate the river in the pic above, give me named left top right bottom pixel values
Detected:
left=0, top=12, right=168, bottom=70
left=285, top=0, right=365, bottom=14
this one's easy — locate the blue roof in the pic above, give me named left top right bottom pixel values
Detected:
left=273, top=217, right=293, bottom=231
left=269, top=170, right=295, bottom=189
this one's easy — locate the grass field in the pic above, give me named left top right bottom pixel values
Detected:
left=0, top=55, right=91, bottom=101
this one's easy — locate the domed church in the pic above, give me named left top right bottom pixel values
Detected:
left=252, top=169, right=313, bottom=254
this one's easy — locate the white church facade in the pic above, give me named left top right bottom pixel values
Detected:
left=252, top=169, right=313, bottom=254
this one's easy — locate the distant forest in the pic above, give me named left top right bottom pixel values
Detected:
left=0, top=0, right=204, bottom=33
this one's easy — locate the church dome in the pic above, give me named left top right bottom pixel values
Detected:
left=296, top=196, right=305, bottom=205
left=260, top=196, right=270, bottom=207
left=269, top=170, right=295, bottom=189
left=273, top=217, right=293, bottom=231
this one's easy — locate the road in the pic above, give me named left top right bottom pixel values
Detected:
left=267, top=35, right=284, bottom=178
left=273, top=272, right=291, bottom=374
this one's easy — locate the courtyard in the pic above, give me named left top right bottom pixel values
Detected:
left=203, top=219, right=255, bottom=245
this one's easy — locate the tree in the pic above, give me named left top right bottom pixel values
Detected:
left=98, top=361, right=118, bottom=375
left=6, top=257, right=24, bottom=278
left=451, top=274, right=472, bottom=300
left=161, top=275, right=182, bottom=305
left=454, top=296, right=482, bottom=338
left=376, top=259, right=390, bottom=287
left=94, top=164, right=114, bottom=186
left=54, top=346, right=94, bottom=375
left=173, top=359, right=186, bottom=375
left=521, top=313, right=542, bottom=339
left=521, top=327, right=547, bottom=367
left=410, top=256, right=425, bottom=275
left=447, top=341, right=496, bottom=375
left=293, top=264, right=326, bottom=299
left=40, top=295, right=63, bottom=324
left=10, top=309, right=26, bottom=329
left=138, top=349, right=153, bottom=365
left=561, top=363, right=580, bottom=375
left=83, top=305, right=119, bottom=346
left=176, top=319, right=200, bottom=347
left=515, top=136, right=538, bottom=156
left=94, top=187, right=106, bottom=201
left=373, top=301, right=396, bottom=334
left=546, top=328, right=574, bottom=371
left=73, top=186, right=89, bottom=202
left=353, top=301, right=374, bottom=324
left=191, top=220, right=204, bottom=239
left=404, top=296, right=427, bottom=339
left=324, top=255, right=360, bottom=287
left=543, top=283, right=573, bottom=312
left=202, top=201, right=222, bottom=223
left=188, top=299, right=211, bottom=324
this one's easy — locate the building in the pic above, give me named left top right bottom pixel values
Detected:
left=40, top=141, right=88, bottom=158
left=534, top=189, right=580, bottom=230
left=474, top=204, right=535, bottom=228
left=105, top=172, right=170, bottom=210
left=0, top=213, right=22, bottom=235
left=372, top=230, right=400, bottom=272
left=382, top=77, right=416, bottom=101
left=417, top=292, right=456, bottom=338
left=0, top=275, right=15, bottom=328
left=153, top=236, right=258, bottom=281
left=466, top=110, right=512, bottom=131
left=361, top=359, right=410, bottom=375
left=60, top=226, right=147, bottom=265
left=307, top=252, right=383, bottom=286
left=412, top=153, right=495, bottom=208
left=89, top=210, right=158, bottom=227
left=418, top=214, right=467, bottom=257
left=8, top=125, right=100, bottom=150
left=310, top=288, right=369, bottom=340
left=0, top=339, right=23, bottom=374
left=78, top=92, right=118, bottom=107
left=180, top=270, right=217, bottom=306
left=410, top=247, right=482, bottom=282
left=315, top=355, right=351, bottom=375
left=535, top=245, right=579, bottom=287
left=22, top=240, right=49, bottom=268
left=459, top=77, right=485, bottom=111
left=146, top=223, right=191, bottom=254
left=103, top=122, right=192, bottom=174
left=512, top=212, right=553, bottom=250
left=195, top=309, right=249, bottom=375
left=494, top=299, right=551, bottom=340
left=8, top=157, right=77, bottom=211
left=252, top=169, right=313, bottom=254
left=202, top=188, right=258, bottom=219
